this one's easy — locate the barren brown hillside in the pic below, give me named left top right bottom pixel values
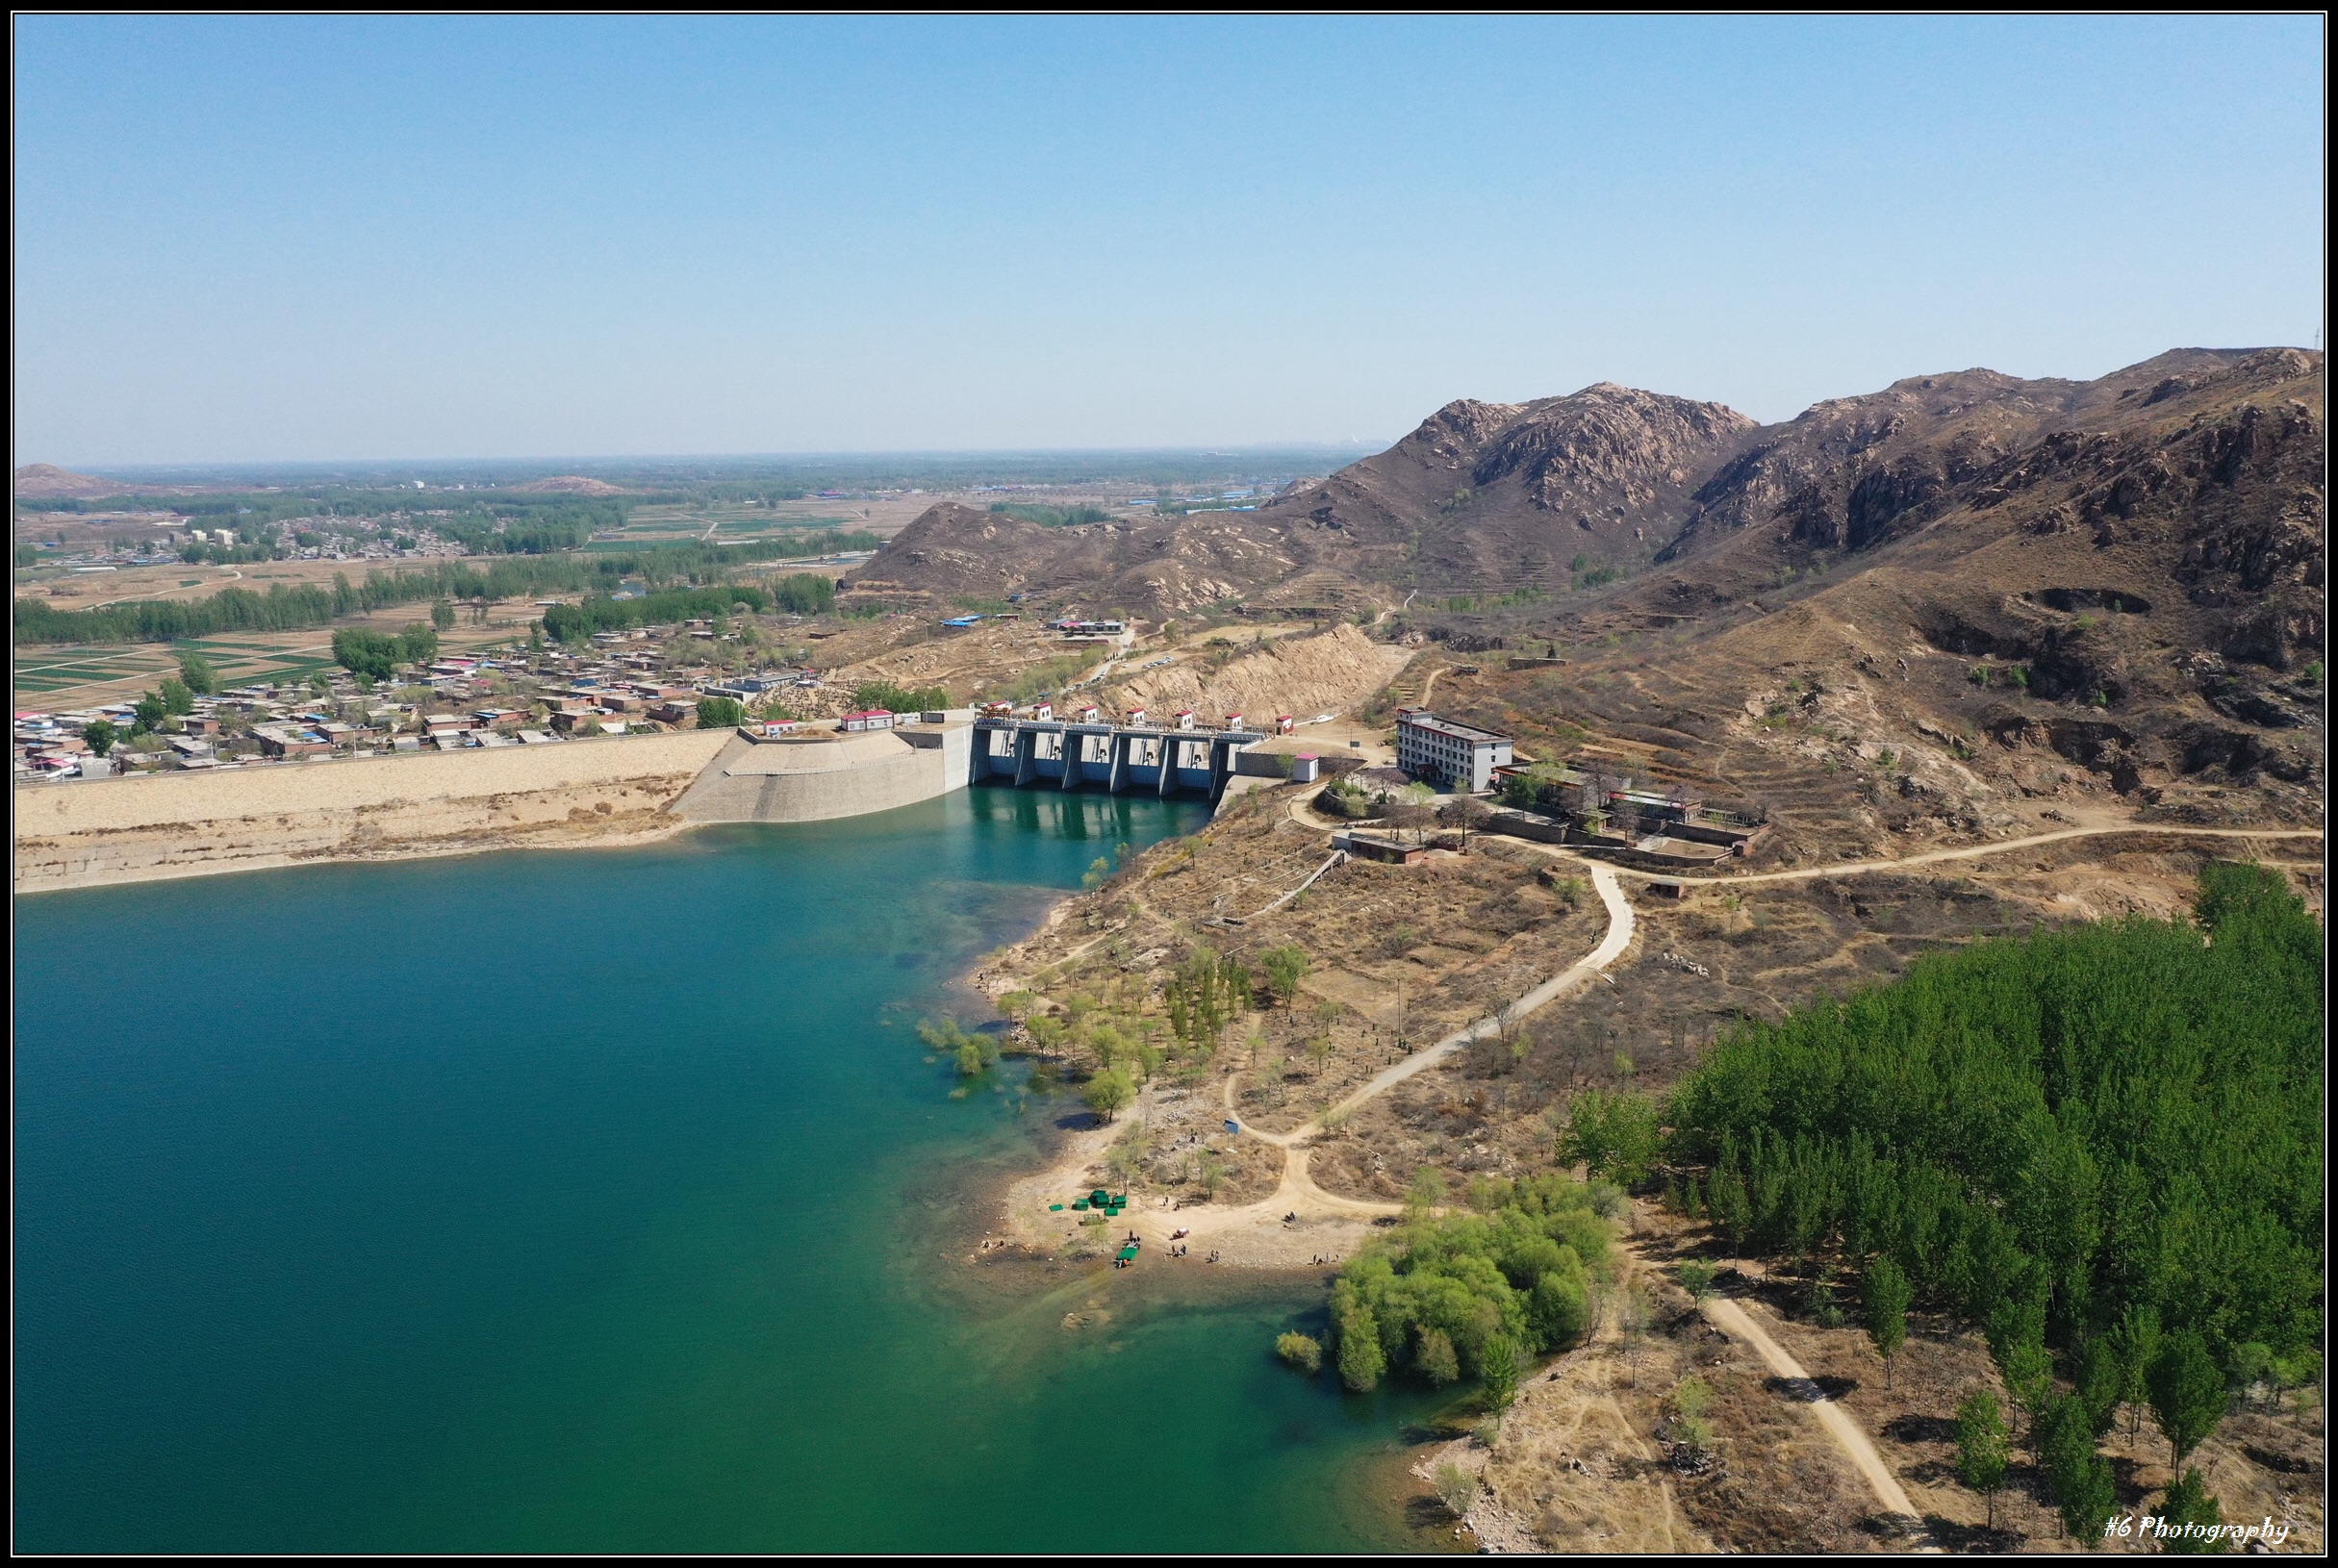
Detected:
left=13, top=464, right=122, bottom=499
left=843, top=347, right=2322, bottom=841
left=843, top=499, right=1307, bottom=616
left=1271, top=383, right=1757, bottom=589
left=1426, top=346, right=2326, bottom=852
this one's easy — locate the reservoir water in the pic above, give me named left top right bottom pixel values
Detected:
left=14, top=787, right=1446, bottom=1553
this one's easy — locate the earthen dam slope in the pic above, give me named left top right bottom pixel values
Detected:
left=13, top=719, right=992, bottom=894
left=14, top=731, right=732, bottom=894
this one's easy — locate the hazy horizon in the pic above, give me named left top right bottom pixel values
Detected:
left=15, top=16, right=2325, bottom=468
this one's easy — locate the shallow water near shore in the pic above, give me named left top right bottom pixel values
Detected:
left=15, top=785, right=1453, bottom=1553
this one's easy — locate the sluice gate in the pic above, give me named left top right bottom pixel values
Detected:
left=970, top=721, right=1265, bottom=801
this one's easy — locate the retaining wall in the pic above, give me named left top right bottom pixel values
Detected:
left=14, top=730, right=732, bottom=893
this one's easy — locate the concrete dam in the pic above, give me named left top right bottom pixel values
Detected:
left=671, top=715, right=1273, bottom=825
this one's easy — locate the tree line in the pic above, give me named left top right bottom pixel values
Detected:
left=534, top=576, right=827, bottom=645
left=1645, top=861, right=2320, bottom=1540
left=15, top=544, right=855, bottom=647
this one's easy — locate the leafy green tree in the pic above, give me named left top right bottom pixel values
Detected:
left=1024, top=1015, right=1064, bottom=1059
left=2002, top=1338, right=2054, bottom=1440
left=850, top=680, right=950, bottom=714
left=1081, top=1067, right=1134, bottom=1124
left=1276, top=1332, right=1322, bottom=1374
left=430, top=599, right=456, bottom=631
left=332, top=627, right=401, bottom=681
left=396, top=623, right=439, bottom=664
left=2107, top=1304, right=2163, bottom=1439
left=1706, top=1167, right=1753, bottom=1249
left=1866, top=1256, right=1912, bottom=1389
left=1433, top=1461, right=1475, bottom=1519
left=1527, top=1257, right=1590, bottom=1348
left=1306, top=1030, right=1334, bottom=1076
left=2156, top=1468, right=2225, bottom=1555
left=81, top=720, right=117, bottom=757
left=1260, top=944, right=1310, bottom=1008
left=2228, top=1342, right=2274, bottom=1410
left=1323, top=1172, right=1614, bottom=1393
left=159, top=675, right=195, bottom=715
left=1559, top=1089, right=1660, bottom=1186
left=2039, top=1395, right=2119, bottom=1541
left=2076, top=1334, right=2125, bottom=1436
left=697, top=696, right=745, bottom=729
left=1405, top=1164, right=1448, bottom=1219
left=177, top=652, right=218, bottom=695
left=1677, top=1258, right=1716, bottom=1303
left=1334, top=1295, right=1386, bottom=1391
left=2147, top=1331, right=2226, bottom=1472
left=1415, top=1328, right=1461, bottom=1385
left=131, top=692, right=165, bottom=735
left=1196, top=1151, right=1228, bottom=1200
left=918, top=1016, right=998, bottom=1078
left=1477, top=1336, right=1521, bottom=1410
left=1955, top=1388, right=2010, bottom=1529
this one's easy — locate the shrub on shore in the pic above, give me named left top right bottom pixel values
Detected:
left=1323, top=1173, right=1617, bottom=1393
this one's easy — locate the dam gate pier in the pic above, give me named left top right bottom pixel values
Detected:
left=970, top=720, right=1267, bottom=801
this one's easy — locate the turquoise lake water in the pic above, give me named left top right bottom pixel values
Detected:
left=14, top=787, right=1453, bottom=1553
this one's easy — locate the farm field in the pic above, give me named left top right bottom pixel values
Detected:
left=611, top=494, right=924, bottom=544
left=15, top=558, right=416, bottom=614
left=12, top=609, right=536, bottom=710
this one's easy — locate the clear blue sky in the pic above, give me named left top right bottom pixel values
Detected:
left=13, top=15, right=2325, bottom=466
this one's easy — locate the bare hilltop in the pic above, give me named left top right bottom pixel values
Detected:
left=848, top=346, right=2324, bottom=837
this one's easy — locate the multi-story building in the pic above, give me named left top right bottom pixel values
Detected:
left=1394, top=708, right=1513, bottom=792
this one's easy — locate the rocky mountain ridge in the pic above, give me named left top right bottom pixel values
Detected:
left=846, top=346, right=2323, bottom=830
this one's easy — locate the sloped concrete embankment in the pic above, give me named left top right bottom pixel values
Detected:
left=13, top=730, right=731, bottom=893
left=669, top=724, right=973, bottom=824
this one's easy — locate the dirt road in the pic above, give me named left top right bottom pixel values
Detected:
left=1699, top=1293, right=1937, bottom=1548
left=1254, top=860, right=1635, bottom=1150
left=1597, top=819, right=2325, bottom=886
left=1007, top=808, right=2320, bottom=1269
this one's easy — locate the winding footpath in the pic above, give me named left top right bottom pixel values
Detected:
left=1079, top=804, right=2321, bottom=1520
left=1136, top=810, right=2324, bottom=1254
left=997, top=805, right=2320, bottom=1530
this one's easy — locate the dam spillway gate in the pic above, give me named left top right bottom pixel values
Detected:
left=970, top=720, right=1266, bottom=801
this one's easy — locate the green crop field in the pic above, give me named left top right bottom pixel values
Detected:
left=12, top=633, right=357, bottom=703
